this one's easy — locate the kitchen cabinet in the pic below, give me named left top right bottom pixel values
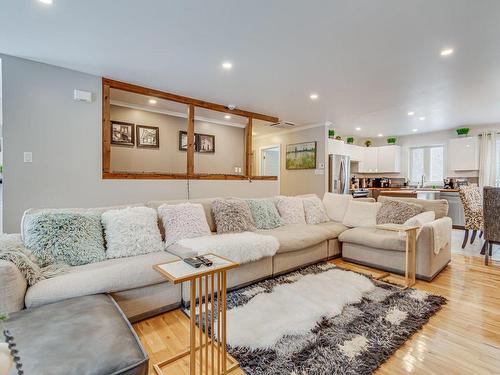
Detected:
left=328, top=140, right=364, bottom=161
left=359, top=147, right=378, bottom=172
left=448, top=137, right=479, bottom=171
left=345, top=144, right=364, bottom=161
left=440, top=191, right=465, bottom=227
left=376, top=146, right=401, bottom=173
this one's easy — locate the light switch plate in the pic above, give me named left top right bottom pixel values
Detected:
left=24, top=152, right=33, bottom=163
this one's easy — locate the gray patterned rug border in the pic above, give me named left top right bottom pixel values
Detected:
left=186, top=262, right=446, bottom=375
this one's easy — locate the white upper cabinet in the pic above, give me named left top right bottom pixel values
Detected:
left=327, top=139, right=346, bottom=155
left=345, top=144, right=364, bottom=161
left=377, top=145, right=401, bottom=173
left=359, top=147, right=379, bottom=172
left=448, top=137, right=479, bottom=171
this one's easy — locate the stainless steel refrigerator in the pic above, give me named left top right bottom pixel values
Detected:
left=328, top=154, right=350, bottom=194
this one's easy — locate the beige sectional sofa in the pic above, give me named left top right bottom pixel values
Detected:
left=0, top=194, right=452, bottom=322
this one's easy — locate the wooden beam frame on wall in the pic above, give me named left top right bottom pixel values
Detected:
left=101, top=78, right=278, bottom=181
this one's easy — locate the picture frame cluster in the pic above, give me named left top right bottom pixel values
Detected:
left=179, top=131, right=215, bottom=153
left=111, top=121, right=159, bottom=149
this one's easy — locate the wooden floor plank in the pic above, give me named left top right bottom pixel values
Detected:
left=135, top=253, right=500, bottom=374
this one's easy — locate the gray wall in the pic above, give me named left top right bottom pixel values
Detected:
left=253, top=126, right=326, bottom=197
left=110, top=105, right=245, bottom=174
left=1, top=54, right=278, bottom=232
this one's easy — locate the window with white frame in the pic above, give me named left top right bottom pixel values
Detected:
left=409, top=145, right=444, bottom=185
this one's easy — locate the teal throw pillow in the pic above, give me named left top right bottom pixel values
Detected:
left=24, top=212, right=106, bottom=266
left=246, top=199, right=283, bottom=230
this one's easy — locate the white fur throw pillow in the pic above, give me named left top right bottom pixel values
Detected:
left=101, top=207, right=164, bottom=259
left=322, top=193, right=353, bottom=222
left=342, top=201, right=382, bottom=228
left=275, top=196, right=306, bottom=225
left=302, top=196, right=329, bottom=224
left=158, top=202, right=212, bottom=246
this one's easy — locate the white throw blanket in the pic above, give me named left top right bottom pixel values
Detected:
left=176, top=232, right=279, bottom=264
left=430, top=218, right=452, bottom=255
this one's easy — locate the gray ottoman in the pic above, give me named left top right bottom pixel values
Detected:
left=4, top=294, right=148, bottom=375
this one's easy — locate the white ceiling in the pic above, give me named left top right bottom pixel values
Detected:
left=1, top=0, right=500, bottom=137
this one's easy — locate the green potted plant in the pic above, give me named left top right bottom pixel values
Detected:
left=456, top=127, right=470, bottom=137
left=328, top=129, right=335, bottom=139
left=364, top=139, right=372, bottom=147
left=387, top=137, right=397, bottom=144
left=346, top=136, right=354, bottom=144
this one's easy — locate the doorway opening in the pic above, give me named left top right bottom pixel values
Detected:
left=260, top=145, right=280, bottom=178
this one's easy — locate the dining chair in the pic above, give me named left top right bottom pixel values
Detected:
left=458, top=186, right=484, bottom=248
left=482, top=187, right=500, bottom=265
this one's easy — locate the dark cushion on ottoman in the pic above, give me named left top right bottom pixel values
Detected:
left=5, top=294, right=148, bottom=375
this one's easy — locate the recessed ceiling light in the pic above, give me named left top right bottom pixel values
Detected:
left=440, top=48, right=454, bottom=56
left=407, top=111, right=415, bottom=116
left=148, top=99, right=157, bottom=104
left=222, top=61, right=233, bottom=70
left=378, top=133, right=383, bottom=137
left=412, top=128, right=418, bottom=132
left=419, top=116, right=426, bottom=121
left=309, top=93, right=319, bottom=100
left=38, top=0, right=53, bottom=4
left=224, top=115, right=231, bottom=120
left=355, top=127, right=361, bottom=131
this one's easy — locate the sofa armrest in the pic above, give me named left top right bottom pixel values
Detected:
left=0, top=259, right=28, bottom=313
left=418, top=217, right=452, bottom=255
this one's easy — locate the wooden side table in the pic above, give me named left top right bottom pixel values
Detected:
left=153, top=254, right=239, bottom=375
left=375, top=224, right=420, bottom=288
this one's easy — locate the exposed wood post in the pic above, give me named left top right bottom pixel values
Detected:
left=102, top=83, right=111, bottom=174
left=245, top=117, right=253, bottom=177
left=187, top=104, right=195, bottom=175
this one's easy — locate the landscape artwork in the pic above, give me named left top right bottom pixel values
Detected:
left=136, top=125, right=159, bottom=148
left=286, top=141, right=317, bottom=169
left=111, top=121, right=135, bottom=146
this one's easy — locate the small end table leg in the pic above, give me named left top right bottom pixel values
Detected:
left=190, top=281, right=196, bottom=375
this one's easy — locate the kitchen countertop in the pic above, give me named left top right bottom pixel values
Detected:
left=365, top=187, right=459, bottom=192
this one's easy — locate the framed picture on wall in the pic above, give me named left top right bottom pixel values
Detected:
left=196, top=133, right=215, bottom=153
left=136, top=125, right=159, bottom=148
left=285, top=141, right=317, bottom=169
left=178, top=131, right=197, bottom=151
left=111, top=121, right=135, bottom=146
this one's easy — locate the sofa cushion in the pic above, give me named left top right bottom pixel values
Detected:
left=377, top=196, right=449, bottom=219
left=147, top=198, right=217, bottom=232
left=376, top=200, right=423, bottom=225
left=4, top=295, right=148, bottom=375
left=25, top=251, right=179, bottom=309
left=322, top=193, right=353, bottom=222
left=246, top=199, right=283, bottom=229
left=338, top=227, right=405, bottom=251
left=102, top=207, right=164, bottom=259
left=158, top=202, right=212, bottom=246
left=302, top=196, right=329, bottom=224
left=24, top=212, right=106, bottom=266
left=259, top=221, right=348, bottom=253
left=342, top=201, right=382, bottom=228
left=275, top=196, right=306, bottom=224
left=212, top=198, right=256, bottom=234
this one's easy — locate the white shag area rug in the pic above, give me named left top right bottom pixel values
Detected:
left=176, top=232, right=279, bottom=264
left=226, top=268, right=375, bottom=348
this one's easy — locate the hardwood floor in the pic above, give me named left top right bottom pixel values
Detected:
left=134, top=254, right=500, bottom=374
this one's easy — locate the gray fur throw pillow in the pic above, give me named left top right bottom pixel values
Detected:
left=212, top=199, right=256, bottom=234
left=24, top=212, right=106, bottom=266
left=376, top=200, right=423, bottom=225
